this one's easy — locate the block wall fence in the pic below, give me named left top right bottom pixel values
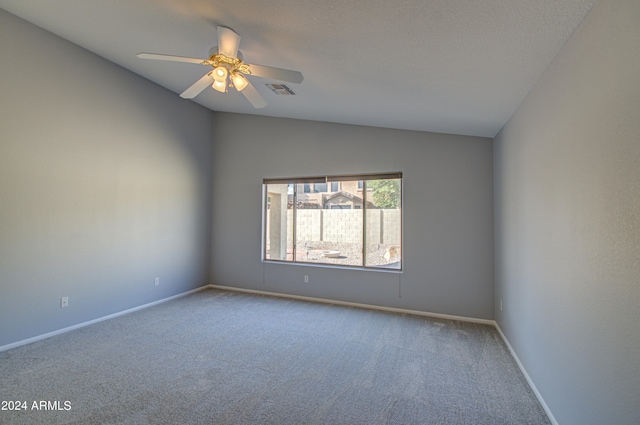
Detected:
left=286, top=209, right=401, bottom=245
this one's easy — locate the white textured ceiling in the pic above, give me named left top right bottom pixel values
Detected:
left=0, top=0, right=598, bottom=137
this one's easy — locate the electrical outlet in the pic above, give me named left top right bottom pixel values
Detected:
left=60, top=297, right=69, bottom=308
left=304, top=275, right=309, bottom=283
left=155, top=277, right=160, bottom=286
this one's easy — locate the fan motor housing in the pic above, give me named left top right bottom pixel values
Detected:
left=209, top=46, right=243, bottom=61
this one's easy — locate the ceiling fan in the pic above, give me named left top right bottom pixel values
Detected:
left=137, top=26, right=303, bottom=108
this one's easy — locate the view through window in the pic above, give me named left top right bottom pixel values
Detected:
left=264, top=173, right=402, bottom=270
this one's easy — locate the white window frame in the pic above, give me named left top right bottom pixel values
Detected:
left=262, top=172, right=402, bottom=271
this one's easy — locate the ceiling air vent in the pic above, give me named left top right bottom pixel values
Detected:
left=266, top=83, right=296, bottom=95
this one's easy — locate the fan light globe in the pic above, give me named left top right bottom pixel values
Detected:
left=212, top=80, right=226, bottom=93
left=231, top=72, right=249, bottom=92
left=213, top=66, right=228, bottom=83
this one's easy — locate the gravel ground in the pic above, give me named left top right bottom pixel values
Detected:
left=296, top=241, right=401, bottom=269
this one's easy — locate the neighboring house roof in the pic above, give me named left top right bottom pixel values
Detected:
left=324, top=191, right=375, bottom=207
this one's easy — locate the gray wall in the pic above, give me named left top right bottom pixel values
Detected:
left=212, top=113, right=494, bottom=320
left=0, top=10, right=214, bottom=347
left=494, top=0, right=640, bottom=424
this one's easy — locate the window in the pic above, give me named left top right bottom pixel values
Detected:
left=314, top=183, right=327, bottom=193
left=263, top=173, right=402, bottom=270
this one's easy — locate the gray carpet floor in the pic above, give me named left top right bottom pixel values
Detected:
left=0, top=289, right=550, bottom=424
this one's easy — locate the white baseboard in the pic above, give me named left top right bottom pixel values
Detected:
left=0, top=285, right=209, bottom=353
left=209, top=284, right=496, bottom=326
left=494, top=323, right=558, bottom=425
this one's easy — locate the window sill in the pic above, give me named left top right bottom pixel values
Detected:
left=262, top=259, right=403, bottom=274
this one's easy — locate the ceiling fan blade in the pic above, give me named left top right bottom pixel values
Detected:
left=246, top=64, right=303, bottom=84
left=217, top=26, right=241, bottom=58
left=137, top=52, right=208, bottom=65
left=240, top=80, right=267, bottom=108
left=180, top=72, right=213, bottom=99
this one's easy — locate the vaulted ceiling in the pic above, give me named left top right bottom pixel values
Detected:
left=0, top=0, right=598, bottom=137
